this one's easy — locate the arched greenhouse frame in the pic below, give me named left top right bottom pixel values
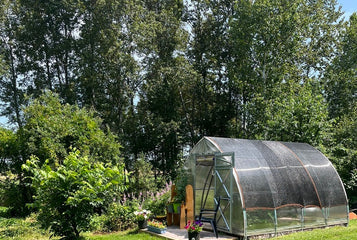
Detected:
left=185, top=137, right=349, bottom=239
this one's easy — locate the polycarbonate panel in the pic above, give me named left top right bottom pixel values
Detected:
left=327, top=205, right=348, bottom=224
left=276, top=207, right=302, bottom=231
left=215, top=154, right=233, bottom=232
left=282, top=142, right=348, bottom=207
left=195, top=160, right=215, bottom=214
left=195, top=190, right=215, bottom=214
left=231, top=192, right=244, bottom=235
left=246, top=209, right=275, bottom=235
left=303, top=207, right=325, bottom=227
left=232, top=140, right=276, bottom=208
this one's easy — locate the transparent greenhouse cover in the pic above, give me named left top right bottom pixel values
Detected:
left=187, top=137, right=348, bottom=237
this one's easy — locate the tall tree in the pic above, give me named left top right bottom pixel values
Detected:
left=324, top=13, right=357, bottom=203
left=77, top=0, right=139, bottom=132
left=0, top=0, right=25, bottom=128
left=129, top=0, right=191, bottom=179
left=227, top=0, right=343, bottom=141
left=186, top=0, right=236, bottom=139
left=325, top=13, right=357, bottom=119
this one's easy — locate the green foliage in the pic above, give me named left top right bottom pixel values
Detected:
left=0, top=174, right=30, bottom=216
left=144, top=184, right=171, bottom=216
left=23, top=150, right=127, bottom=239
left=89, top=203, right=136, bottom=233
left=22, top=92, right=122, bottom=167
left=1, top=92, right=123, bottom=217
left=261, top=80, right=330, bottom=145
left=0, top=127, right=19, bottom=172
left=325, top=13, right=357, bottom=119
left=228, top=0, right=343, bottom=139
left=0, top=0, right=355, bottom=205
left=324, top=108, right=357, bottom=204
left=173, top=169, right=188, bottom=203
left=129, top=155, right=158, bottom=195
left=0, top=206, right=9, bottom=218
left=324, top=13, right=357, bottom=204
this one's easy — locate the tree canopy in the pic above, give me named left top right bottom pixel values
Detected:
left=0, top=0, right=356, bottom=204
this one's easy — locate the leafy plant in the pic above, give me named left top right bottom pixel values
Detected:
left=144, top=182, right=171, bottom=216
left=0, top=174, right=30, bottom=217
left=23, top=150, right=127, bottom=239
left=90, top=202, right=136, bottom=232
left=173, top=169, right=188, bottom=203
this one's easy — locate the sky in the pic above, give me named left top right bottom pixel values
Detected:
left=1, top=0, right=357, bottom=128
left=339, top=0, right=357, bottom=18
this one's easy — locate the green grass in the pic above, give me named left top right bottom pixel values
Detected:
left=0, top=214, right=58, bottom=240
left=273, top=220, right=357, bottom=240
left=85, top=230, right=162, bottom=240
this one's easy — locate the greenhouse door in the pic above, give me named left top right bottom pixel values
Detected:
left=215, top=153, right=234, bottom=233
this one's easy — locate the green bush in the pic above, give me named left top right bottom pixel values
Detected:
left=23, top=150, right=127, bottom=239
left=0, top=175, right=31, bottom=217
left=104, top=203, right=136, bottom=232
left=145, top=185, right=171, bottom=216
left=89, top=203, right=136, bottom=233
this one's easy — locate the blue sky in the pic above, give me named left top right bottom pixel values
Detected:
left=339, top=0, right=357, bottom=18
left=1, top=1, right=357, bottom=128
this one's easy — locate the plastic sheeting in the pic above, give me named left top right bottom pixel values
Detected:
left=186, top=137, right=348, bottom=238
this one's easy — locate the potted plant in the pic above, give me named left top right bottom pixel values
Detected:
left=134, top=209, right=151, bottom=229
left=147, top=219, right=167, bottom=234
left=185, top=220, right=203, bottom=240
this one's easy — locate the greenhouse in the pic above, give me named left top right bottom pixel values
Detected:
left=185, top=137, right=349, bottom=238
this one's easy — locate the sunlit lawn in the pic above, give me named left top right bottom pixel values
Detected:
left=274, top=220, right=357, bottom=240
left=85, top=230, right=161, bottom=240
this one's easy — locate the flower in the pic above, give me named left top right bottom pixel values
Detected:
left=134, top=209, right=151, bottom=221
left=148, top=219, right=166, bottom=229
left=185, top=220, right=203, bottom=233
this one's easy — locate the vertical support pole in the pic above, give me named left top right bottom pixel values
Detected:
left=274, top=209, right=278, bottom=236
left=229, top=153, right=234, bottom=233
left=301, top=208, right=305, bottom=229
left=243, top=209, right=247, bottom=240
left=322, top=207, right=327, bottom=226
left=347, top=205, right=350, bottom=226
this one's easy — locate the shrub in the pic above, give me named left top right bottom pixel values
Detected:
left=145, top=184, right=171, bottom=216
left=89, top=202, right=137, bottom=233
left=103, top=202, right=136, bottom=232
left=23, top=150, right=127, bottom=239
left=0, top=175, right=31, bottom=217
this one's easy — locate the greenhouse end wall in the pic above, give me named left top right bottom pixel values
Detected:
left=186, top=137, right=348, bottom=239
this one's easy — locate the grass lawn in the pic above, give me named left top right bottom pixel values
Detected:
left=85, top=230, right=161, bottom=240
left=273, top=220, right=357, bottom=240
